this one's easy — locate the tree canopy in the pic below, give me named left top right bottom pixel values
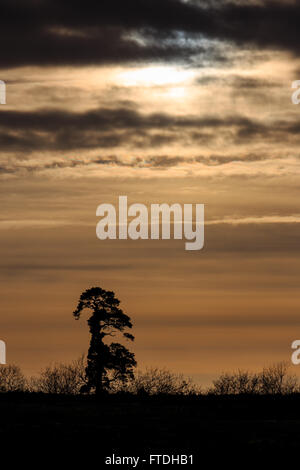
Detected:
left=73, top=287, right=136, bottom=394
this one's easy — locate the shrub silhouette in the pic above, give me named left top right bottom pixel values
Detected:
left=29, top=356, right=87, bottom=394
left=73, top=286, right=136, bottom=394
left=110, top=367, right=200, bottom=395
left=260, top=362, right=298, bottom=394
left=1, top=361, right=299, bottom=396
left=209, top=362, right=298, bottom=395
left=0, top=364, right=26, bottom=392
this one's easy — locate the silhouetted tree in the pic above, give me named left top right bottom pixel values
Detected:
left=73, top=287, right=136, bottom=394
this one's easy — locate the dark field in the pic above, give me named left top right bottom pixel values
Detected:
left=1, top=393, right=300, bottom=465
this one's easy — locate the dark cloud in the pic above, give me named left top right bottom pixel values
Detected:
left=0, top=1, right=203, bottom=68
left=1, top=105, right=299, bottom=153
left=1, top=0, right=300, bottom=68
left=0, top=106, right=263, bottom=152
left=0, top=25, right=198, bottom=68
left=196, top=74, right=280, bottom=89
left=0, top=153, right=286, bottom=175
left=0, top=159, right=90, bottom=174
left=0, top=153, right=271, bottom=176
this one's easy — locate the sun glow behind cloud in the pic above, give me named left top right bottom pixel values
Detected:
left=118, top=66, right=195, bottom=87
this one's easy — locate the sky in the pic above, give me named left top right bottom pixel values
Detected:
left=1, top=0, right=300, bottom=386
